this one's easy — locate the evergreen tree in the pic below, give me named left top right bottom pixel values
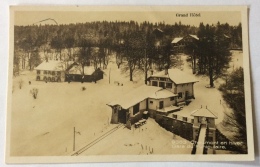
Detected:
left=219, top=67, right=247, bottom=153
left=197, top=23, right=231, bottom=87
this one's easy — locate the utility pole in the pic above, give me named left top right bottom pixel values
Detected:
left=73, top=127, right=75, bottom=151
left=109, top=68, right=111, bottom=84
left=144, top=48, right=147, bottom=85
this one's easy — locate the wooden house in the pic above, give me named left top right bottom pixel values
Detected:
left=66, top=63, right=103, bottom=82
left=171, top=34, right=199, bottom=53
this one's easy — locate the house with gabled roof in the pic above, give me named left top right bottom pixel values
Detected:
left=190, top=106, right=218, bottom=153
left=147, top=68, right=199, bottom=105
left=66, top=63, right=103, bottom=82
left=35, top=60, right=67, bottom=82
left=107, top=85, right=179, bottom=128
left=171, top=34, right=199, bottom=53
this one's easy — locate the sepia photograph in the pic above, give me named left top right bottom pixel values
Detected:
left=6, top=6, right=254, bottom=163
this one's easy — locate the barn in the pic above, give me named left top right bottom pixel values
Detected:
left=66, top=63, right=103, bottom=82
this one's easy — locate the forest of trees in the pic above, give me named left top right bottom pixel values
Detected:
left=219, top=67, right=247, bottom=153
left=13, top=20, right=242, bottom=83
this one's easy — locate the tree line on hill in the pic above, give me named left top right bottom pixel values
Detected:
left=13, top=20, right=242, bottom=85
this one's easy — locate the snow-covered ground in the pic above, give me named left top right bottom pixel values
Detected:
left=10, top=57, right=191, bottom=156
left=9, top=51, right=242, bottom=156
left=78, top=118, right=192, bottom=155
left=172, top=51, right=243, bottom=126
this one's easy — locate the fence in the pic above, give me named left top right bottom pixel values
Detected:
left=155, top=114, right=193, bottom=141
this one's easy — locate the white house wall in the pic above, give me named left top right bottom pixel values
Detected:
left=129, top=107, right=133, bottom=117
left=148, top=97, right=176, bottom=110
left=148, top=99, right=158, bottom=110
left=176, top=83, right=193, bottom=102
left=139, top=99, right=146, bottom=111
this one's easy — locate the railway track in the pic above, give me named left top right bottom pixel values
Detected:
left=71, top=124, right=124, bottom=156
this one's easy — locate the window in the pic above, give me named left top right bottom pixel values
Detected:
left=183, top=117, right=187, bottom=122
left=152, top=81, right=158, bottom=86
left=170, top=97, right=175, bottom=101
left=52, top=71, right=55, bottom=75
left=178, top=92, right=183, bottom=99
left=48, top=71, right=52, bottom=75
left=173, top=114, right=177, bottom=119
left=166, top=83, right=172, bottom=88
left=57, top=71, right=61, bottom=76
left=37, top=70, right=40, bottom=74
left=159, top=82, right=165, bottom=88
left=44, top=71, right=47, bottom=74
left=159, top=101, right=163, bottom=109
left=150, top=101, right=153, bottom=104
left=191, top=119, right=194, bottom=123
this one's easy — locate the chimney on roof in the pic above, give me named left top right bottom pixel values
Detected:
left=164, top=64, right=168, bottom=75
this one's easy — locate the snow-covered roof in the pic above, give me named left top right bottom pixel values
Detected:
left=189, top=34, right=199, bottom=40
left=171, top=35, right=199, bottom=44
left=68, top=65, right=95, bottom=75
left=149, top=89, right=177, bottom=99
left=191, top=107, right=218, bottom=119
left=149, top=69, right=199, bottom=85
left=171, top=37, right=183, bottom=44
left=107, top=85, right=176, bottom=109
left=34, top=61, right=65, bottom=71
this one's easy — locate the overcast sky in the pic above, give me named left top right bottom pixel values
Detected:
left=14, top=11, right=241, bottom=27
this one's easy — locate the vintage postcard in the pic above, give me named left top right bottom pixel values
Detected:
left=6, top=6, right=254, bottom=163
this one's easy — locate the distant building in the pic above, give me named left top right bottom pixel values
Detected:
left=35, top=60, right=67, bottom=82
left=66, top=63, right=103, bottom=82
left=171, top=34, right=199, bottom=53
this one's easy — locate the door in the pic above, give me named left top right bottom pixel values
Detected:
left=201, top=117, right=207, bottom=124
left=159, top=101, right=164, bottom=109
left=118, top=109, right=127, bottom=124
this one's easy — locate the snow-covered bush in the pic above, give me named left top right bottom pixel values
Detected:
left=30, top=88, right=39, bottom=99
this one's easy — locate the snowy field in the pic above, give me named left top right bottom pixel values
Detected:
left=9, top=51, right=243, bottom=156
left=10, top=57, right=191, bottom=156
